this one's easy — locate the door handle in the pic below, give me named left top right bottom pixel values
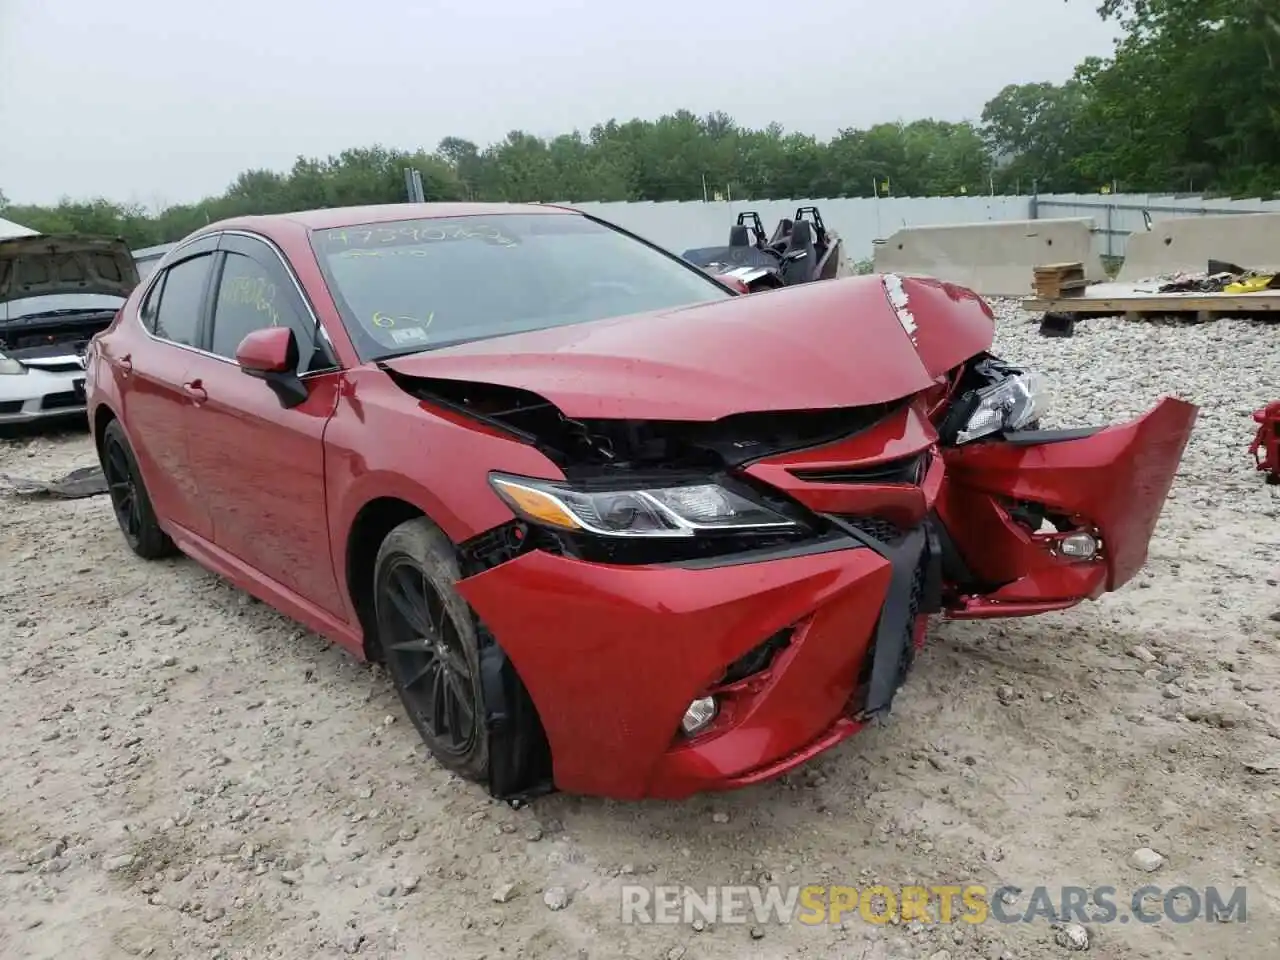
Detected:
left=183, top=379, right=207, bottom=403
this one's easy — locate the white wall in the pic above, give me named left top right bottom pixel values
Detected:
left=555, top=194, right=1280, bottom=261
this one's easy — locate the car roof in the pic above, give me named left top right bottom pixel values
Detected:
left=213, top=202, right=579, bottom=233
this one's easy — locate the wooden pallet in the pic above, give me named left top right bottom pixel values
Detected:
left=1032, top=261, right=1089, bottom=299
left=1023, top=282, right=1280, bottom=318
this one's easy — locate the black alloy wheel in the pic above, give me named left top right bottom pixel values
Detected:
left=100, top=419, right=175, bottom=559
left=380, top=558, right=478, bottom=756
left=374, top=517, right=490, bottom=782
left=104, top=434, right=140, bottom=542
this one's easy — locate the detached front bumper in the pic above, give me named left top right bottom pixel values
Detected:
left=458, top=538, right=899, bottom=799
left=937, top=396, right=1198, bottom=617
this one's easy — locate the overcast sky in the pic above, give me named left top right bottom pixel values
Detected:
left=0, top=0, right=1120, bottom=207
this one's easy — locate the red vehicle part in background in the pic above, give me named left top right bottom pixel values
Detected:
left=1250, top=402, right=1280, bottom=484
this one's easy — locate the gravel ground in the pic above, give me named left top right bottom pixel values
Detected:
left=2, top=302, right=1278, bottom=960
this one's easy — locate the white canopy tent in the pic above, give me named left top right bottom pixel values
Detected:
left=0, top=216, right=38, bottom=240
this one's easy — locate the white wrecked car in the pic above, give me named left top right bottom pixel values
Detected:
left=0, top=233, right=139, bottom=425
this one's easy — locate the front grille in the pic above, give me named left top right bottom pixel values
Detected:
left=41, top=391, right=82, bottom=411
left=0, top=400, right=23, bottom=415
left=791, top=452, right=926, bottom=485
left=838, top=516, right=905, bottom=545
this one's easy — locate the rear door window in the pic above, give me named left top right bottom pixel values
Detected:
left=152, top=254, right=214, bottom=348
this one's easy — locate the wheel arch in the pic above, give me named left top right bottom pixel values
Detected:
left=342, top=496, right=554, bottom=800
left=92, top=402, right=118, bottom=457
left=344, top=495, right=432, bottom=663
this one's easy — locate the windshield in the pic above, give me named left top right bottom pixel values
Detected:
left=0, top=292, right=125, bottom=322
left=309, top=213, right=733, bottom=360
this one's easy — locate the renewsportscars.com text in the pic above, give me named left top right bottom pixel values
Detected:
left=620, top=884, right=1248, bottom=926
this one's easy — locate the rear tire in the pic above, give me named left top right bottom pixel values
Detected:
left=374, top=516, right=489, bottom=783
left=101, top=419, right=176, bottom=560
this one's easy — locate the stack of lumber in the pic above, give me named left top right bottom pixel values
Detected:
left=1032, top=262, right=1089, bottom=299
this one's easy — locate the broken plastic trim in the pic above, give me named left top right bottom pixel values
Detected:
left=379, top=365, right=540, bottom=446
left=717, top=628, right=795, bottom=686
left=823, top=514, right=940, bottom=718
left=1001, top=427, right=1103, bottom=445
left=456, top=525, right=555, bottom=802
left=476, top=623, right=554, bottom=804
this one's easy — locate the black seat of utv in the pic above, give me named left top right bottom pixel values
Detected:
left=781, top=220, right=816, bottom=282
left=768, top=218, right=794, bottom=251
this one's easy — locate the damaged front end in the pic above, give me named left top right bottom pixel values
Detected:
left=389, top=368, right=948, bottom=798
left=386, top=366, right=907, bottom=565
left=375, top=274, right=1195, bottom=799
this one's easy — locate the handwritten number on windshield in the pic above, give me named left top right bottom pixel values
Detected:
left=324, top=224, right=516, bottom=247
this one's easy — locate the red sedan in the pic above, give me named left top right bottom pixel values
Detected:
left=85, top=203, right=1197, bottom=800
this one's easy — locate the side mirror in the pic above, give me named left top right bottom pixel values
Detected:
left=235, top=326, right=296, bottom=374
left=234, top=327, right=307, bottom=409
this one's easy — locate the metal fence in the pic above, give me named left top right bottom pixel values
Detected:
left=1029, top=194, right=1280, bottom=258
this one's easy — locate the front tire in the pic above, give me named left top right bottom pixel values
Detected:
left=374, top=516, right=489, bottom=783
left=101, top=419, right=176, bottom=560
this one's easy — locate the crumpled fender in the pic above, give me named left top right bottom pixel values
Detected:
left=940, top=396, right=1198, bottom=595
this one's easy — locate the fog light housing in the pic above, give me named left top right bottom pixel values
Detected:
left=681, top=696, right=717, bottom=736
left=1058, top=532, right=1099, bottom=560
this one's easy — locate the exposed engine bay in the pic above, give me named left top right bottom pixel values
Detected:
left=0, top=312, right=116, bottom=359
left=386, top=350, right=1048, bottom=571
left=387, top=348, right=1036, bottom=474
left=385, top=367, right=906, bottom=473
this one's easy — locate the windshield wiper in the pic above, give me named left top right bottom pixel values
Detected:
left=10, top=308, right=120, bottom=321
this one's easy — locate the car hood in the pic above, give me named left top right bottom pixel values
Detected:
left=0, top=234, right=140, bottom=308
left=383, top=274, right=995, bottom=421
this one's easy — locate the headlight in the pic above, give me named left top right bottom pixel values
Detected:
left=0, top=350, right=27, bottom=376
left=488, top=473, right=800, bottom=538
left=954, top=371, right=1047, bottom=444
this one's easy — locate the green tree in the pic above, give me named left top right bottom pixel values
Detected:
left=981, top=81, right=1093, bottom=191
left=1074, top=0, right=1280, bottom=193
